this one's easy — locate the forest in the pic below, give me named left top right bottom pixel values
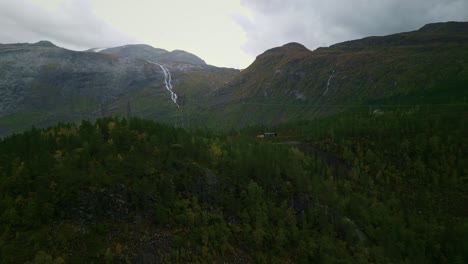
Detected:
left=0, top=98, right=466, bottom=263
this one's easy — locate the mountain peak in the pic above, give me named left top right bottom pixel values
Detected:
left=100, top=44, right=206, bottom=65
left=102, top=44, right=168, bottom=54
left=169, top=50, right=206, bottom=65
left=418, top=21, right=468, bottom=33
left=33, top=40, right=57, bottom=47
left=281, top=42, right=309, bottom=51
left=261, top=42, right=310, bottom=57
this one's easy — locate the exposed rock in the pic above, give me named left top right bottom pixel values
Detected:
left=0, top=41, right=239, bottom=136
left=100, top=44, right=206, bottom=65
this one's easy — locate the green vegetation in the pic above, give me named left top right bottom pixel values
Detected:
left=0, top=22, right=466, bottom=263
left=212, top=23, right=468, bottom=127
left=0, top=112, right=53, bottom=134
left=1, top=94, right=466, bottom=263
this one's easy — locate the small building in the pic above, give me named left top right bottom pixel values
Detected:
left=256, top=132, right=277, bottom=139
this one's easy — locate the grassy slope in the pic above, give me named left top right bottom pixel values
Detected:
left=209, top=24, right=468, bottom=127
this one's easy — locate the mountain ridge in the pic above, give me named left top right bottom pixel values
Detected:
left=204, top=21, right=468, bottom=127
left=99, top=44, right=207, bottom=65
left=331, top=23, right=468, bottom=48
left=1, top=21, right=467, bottom=134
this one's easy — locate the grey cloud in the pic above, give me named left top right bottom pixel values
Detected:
left=0, top=0, right=137, bottom=50
left=238, top=0, right=468, bottom=56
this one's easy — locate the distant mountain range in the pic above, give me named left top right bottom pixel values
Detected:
left=1, top=21, right=467, bottom=135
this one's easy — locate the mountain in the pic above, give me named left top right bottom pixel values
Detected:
left=0, top=41, right=237, bottom=136
left=1, top=22, right=467, bottom=135
left=209, top=21, right=468, bottom=127
left=0, top=23, right=467, bottom=263
left=98, top=44, right=207, bottom=65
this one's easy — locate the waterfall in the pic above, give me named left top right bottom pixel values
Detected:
left=146, top=60, right=179, bottom=108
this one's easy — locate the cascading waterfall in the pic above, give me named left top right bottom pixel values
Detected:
left=323, top=70, right=335, bottom=96
left=146, top=60, right=179, bottom=108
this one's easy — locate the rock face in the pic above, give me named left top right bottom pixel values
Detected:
left=0, top=41, right=238, bottom=136
left=0, top=42, right=165, bottom=134
left=0, top=42, right=157, bottom=116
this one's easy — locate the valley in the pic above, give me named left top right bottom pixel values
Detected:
left=0, top=21, right=467, bottom=263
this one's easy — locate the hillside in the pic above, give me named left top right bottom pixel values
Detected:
left=0, top=42, right=238, bottom=136
left=209, top=22, right=468, bottom=127
left=0, top=21, right=466, bottom=264
left=0, top=100, right=466, bottom=263
left=1, top=22, right=467, bottom=134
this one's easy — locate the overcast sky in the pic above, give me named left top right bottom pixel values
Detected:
left=1, top=0, right=467, bottom=68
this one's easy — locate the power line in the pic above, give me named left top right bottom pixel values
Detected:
left=184, top=101, right=468, bottom=108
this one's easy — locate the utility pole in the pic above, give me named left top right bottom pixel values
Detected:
left=126, top=100, right=131, bottom=119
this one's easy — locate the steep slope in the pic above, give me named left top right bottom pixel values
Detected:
left=211, top=21, right=468, bottom=127
left=0, top=42, right=238, bottom=136
left=1, top=22, right=467, bottom=134
left=0, top=111, right=465, bottom=263
left=0, top=42, right=165, bottom=135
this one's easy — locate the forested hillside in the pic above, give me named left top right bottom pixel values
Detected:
left=0, top=94, right=466, bottom=263
left=210, top=22, right=468, bottom=127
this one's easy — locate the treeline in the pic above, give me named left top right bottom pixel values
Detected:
left=0, top=111, right=466, bottom=263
